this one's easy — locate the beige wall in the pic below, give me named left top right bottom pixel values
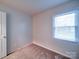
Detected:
left=33, top=1, right=79, bottom=58
left=0, top=4, right=32, bottom=54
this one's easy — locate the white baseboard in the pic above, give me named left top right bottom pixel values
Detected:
left=33, top=42, right=75, bottom=59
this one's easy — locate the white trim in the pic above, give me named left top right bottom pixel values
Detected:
left=52, top=10, right=79, bottom=43
left=33, top=42, right=74, bottom=59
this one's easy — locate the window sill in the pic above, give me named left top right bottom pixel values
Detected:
left=54, top=38, right=79, bottom=44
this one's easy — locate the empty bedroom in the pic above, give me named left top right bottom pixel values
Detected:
left=0, top=0, right=79, bottom=59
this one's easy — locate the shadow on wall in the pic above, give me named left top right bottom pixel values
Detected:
left=6, top=13, right=11, bottom=54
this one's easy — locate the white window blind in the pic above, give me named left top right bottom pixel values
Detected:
left=53, top=12, right=78, bottom=42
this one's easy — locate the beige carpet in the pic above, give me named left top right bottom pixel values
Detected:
left=3, top=43, right=70, bottom=59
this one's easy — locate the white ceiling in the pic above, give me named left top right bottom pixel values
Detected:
left=0, top=0, right=70, bottom=15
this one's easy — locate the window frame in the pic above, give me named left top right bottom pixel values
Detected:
left=52, top=10, right=79, bottom=43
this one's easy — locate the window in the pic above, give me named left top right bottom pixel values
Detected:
left=53, top=11, right=79, bottom=42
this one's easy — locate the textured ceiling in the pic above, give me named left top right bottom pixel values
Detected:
left=0, top=0, right=70, bottom=15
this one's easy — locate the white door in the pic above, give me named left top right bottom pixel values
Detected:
left=0, top=11, right=7, bottom=58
